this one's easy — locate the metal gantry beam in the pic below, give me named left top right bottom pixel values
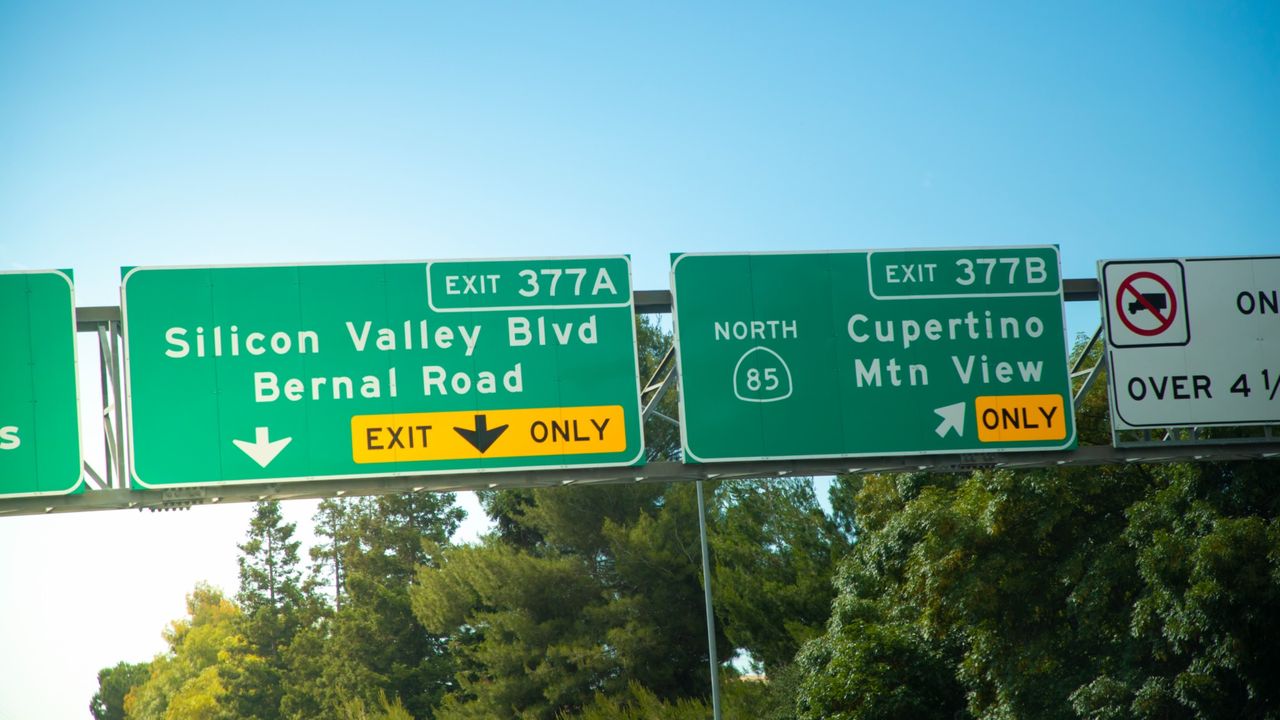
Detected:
left=5, top=441, right=1279, bottom=518
left=2, top=280, right=1277, bottom=519
left=81, top=306, right=126, bottom=492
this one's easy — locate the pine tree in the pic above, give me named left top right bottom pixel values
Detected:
left=284, top=492, right=463, bottom=718
left=237, top=500, right=304, bottom=618
left=223, top=500, right=306, bottom=719
left=309, top=498, right=351, bottom=610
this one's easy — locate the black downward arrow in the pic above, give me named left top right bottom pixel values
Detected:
left=453, top=414, right=509, bottom=454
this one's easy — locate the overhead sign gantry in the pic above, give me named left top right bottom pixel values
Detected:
left=4, top=247, right=1279, bottom=518
left=121, top=258, right=645, bottom=489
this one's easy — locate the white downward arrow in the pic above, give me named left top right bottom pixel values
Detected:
left=934, top=402, right=966, bottom=438
left=232, top=427, right=293, bottom=468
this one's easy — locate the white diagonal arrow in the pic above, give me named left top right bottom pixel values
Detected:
left=934, top=402, right=966, bottom=438
left=232, top=427, right=293, bottom=468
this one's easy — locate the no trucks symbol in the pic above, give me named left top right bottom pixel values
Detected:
left=1116, top=271, right=1177, bottom=336
left=1100, top=260, right=1189, bottom=349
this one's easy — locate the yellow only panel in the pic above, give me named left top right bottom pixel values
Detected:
left=350, top=405, right=627, bottom=464
left=975, top=394, right=1067, bottom=443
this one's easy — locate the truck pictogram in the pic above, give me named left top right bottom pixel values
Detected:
left=1128, top=292, right=1167, bottom=315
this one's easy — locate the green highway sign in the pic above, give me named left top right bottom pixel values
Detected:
left=0, top=270, right=82, bottom=497
left=670, top=247, right=1077, bottom=462
left=122, top=258, right=644, bottom=489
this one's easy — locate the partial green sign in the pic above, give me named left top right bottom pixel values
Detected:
left=0, top=270, right=82, bottom=497
left=122, top=258, right=644, bottom=488
left=671, top=247, right=1076, bottom=462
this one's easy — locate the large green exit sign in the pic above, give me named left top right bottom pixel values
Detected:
left=0, top=270, right=82, bottom=497
left=122, top=258, right=644, bottom=489
left=670, top=247, right=1076, bottom=462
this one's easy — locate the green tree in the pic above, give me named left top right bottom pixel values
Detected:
left=1073, top=459, right=1280, bottom=718
left=476, top=487, right=543, bottom=549
left=165, top=663, right=228, bottom=720
left=236, top=500, right=305, bottom=629
left=416, top=314, right=854, bottom=717
left=796, top=618, right=963, bottom=720
left=415, top=480, right=734, bottom=719
left=90, top=661, right=150, bottom=720
left=285, top=492, right=463, bottom=719
left=221, top=500, right=307, bottom=719
left=794, top=338, right=1280, bottom=719
left=122, top=584, right=240, bottom=720
left=278, top=621, right=329, bottom=720
left=336, top=692, right=417, bottom=720
left=797, top=464, right=1157, bottom=719
left=414, top=539, right=617, bottom=719
left=279, top=498, right=356, bottom=720
left=563, top=679, right=775, bottom=720
left=310, top=498, right=352, bottom=609
left=600, top=481, right=735, bottom=699
left=711, top=478, right=851, bottom=673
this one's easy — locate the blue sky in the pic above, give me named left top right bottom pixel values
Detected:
left=1, top=2, right=1277, bottom=717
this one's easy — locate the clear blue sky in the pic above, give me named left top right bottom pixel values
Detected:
left=1, top=2, right=1277, bottom=717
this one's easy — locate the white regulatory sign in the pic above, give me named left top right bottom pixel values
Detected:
left=1100, top=256, right=1280, bottom=430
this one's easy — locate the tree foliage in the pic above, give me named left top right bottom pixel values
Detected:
left=222, top=500, right=308, bottom=719
left=414, top=480, right=732, bottom=720
left=94, top=321, right=1280, bottom=720
left=711, top=478, right=851, bottom=673
left=794, top=339, right=1280, bottom=719
left=91, top=661, right=150, bottom=720
left=411, top=317, right=847, bottom=718
left=307, top=492, right=464, bottom=718
left=94, top=313, right=853, bottom=719
left=561, top=680, right=772, bottom=720
left=121, top=583, right=240, bottom=720
left=415, top=475, right=845, bottom=719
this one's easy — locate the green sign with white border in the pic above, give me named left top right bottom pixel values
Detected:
left=671, top=246, right=1077, bottom=462
left=122, top=258, right=644, bottom=489
left=0, top=270, right=82, bottom=497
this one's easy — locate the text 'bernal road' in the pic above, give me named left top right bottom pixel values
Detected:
left=670, top=247, right=1077, bottom=462
left=0, top=270, right=83, bottom=497
left=121, top=258, right=644, bottom=488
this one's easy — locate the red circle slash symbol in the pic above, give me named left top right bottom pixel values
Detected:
left=1116, top=271, right=1177, bottom=337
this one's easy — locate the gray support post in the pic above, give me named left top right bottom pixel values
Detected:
left=696, top=479, right=723, bottom=720
left=97, top=323, right=118, bottom=488
left=111, top=319, right=127, bottom=486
